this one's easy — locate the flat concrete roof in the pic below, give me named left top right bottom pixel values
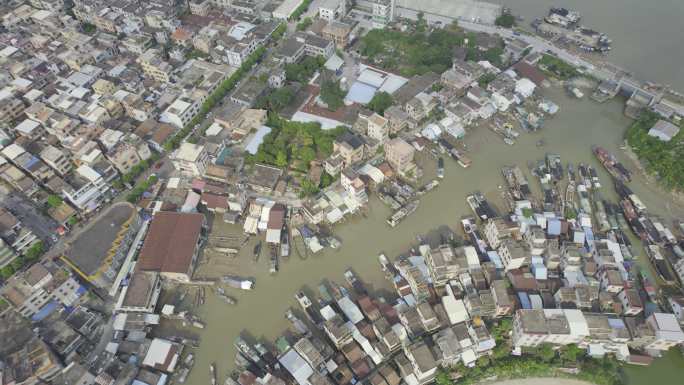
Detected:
left=67, top=202, right=136, bottom=276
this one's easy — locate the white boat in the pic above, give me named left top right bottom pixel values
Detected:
left=210, top=363, right=216, bottom=385
left=571, top=87, right=584, bottom=98
left=221, top=275, right=254, bottom=290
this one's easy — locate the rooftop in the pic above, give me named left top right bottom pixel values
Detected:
left=137, top=212, right=204, bottom=275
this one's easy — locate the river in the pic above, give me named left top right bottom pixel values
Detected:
left=505, top=0, right=684, bottom=90
left=181, top=86, right=684, bottom=385
left=181, top=1, right=684, bottom=383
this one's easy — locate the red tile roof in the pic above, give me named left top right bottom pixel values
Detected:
left=137, top=212, right=204, bottom=275
left=201, top=192, right=228, bottom=210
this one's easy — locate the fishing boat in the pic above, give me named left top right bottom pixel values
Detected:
left=221, top=275, right=254, bottom=290
left=378, top=253, right=391, bottom=272
left=216, top=287, right=236, bottom=305
left=234, top=337, right=262, bottom=364
left=295, top=291, right=323, bottom=326
left=466, top=192, right=496, bottom=221
left=253, top=241, right=262, bottom=262
left=437, top=157, right=444, bottom=179
left=286, top=308, right=311, bottom=336
left=387, top=200, right=419, bottom=227
left=593, top=146, right=632, bottom=183
left=269, top=245, right=278, bottom=274
left=210, top=363, right=217, bottom=385
left=588, top=166, right=601, bottom=188
left=280, top=226, right=290, bottom=259
left=545, top=153, right=563, bottom=181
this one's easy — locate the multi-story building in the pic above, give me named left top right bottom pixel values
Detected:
left=618, top=288, right=643, bottom=316
left=0, top=95, right=26, bottom=124
left=490, top=280, right=514, bottom=317
left=423, top=245, right=466, bottom=287
left=137, top=48, right=173, bottom=82
left=170, top=142, right=210, bottom=176
left=366, top=112, right=389, bottom=142
left=333, top=132, right=365, bottom=167
left=318, top=0, right=346, bottom=21
left=40, top=145, right=73, bottom=176
left=512, top=309, right=589, bottom=348
left=371, top=0, right=395, bottom=29
left=483, top=218, right=519, bottom=249
left=643, top=313, right=684, bottom=352
left=0, top=262, right=83, bottom=319
left=497, top=240, right=529, bottom=271
left=189, top=0, right=211, bottom=16
left=384, top=137, right=415, bottom=175
left=160, top=96, right=201, bottom=128
left=322, top=21, right=353, bottom=47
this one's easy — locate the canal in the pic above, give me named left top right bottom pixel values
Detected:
left=181, top=86, right=684, bottom=385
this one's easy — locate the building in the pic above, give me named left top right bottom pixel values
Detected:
left=137, top=49, right=173, bottom=83
left=497, top=240, right=529, bottom=271
left=366, top=113, right=389, bottom=142
left=170, top=142, right=210, bottom=176
left=643, top=313, right=684, bottom=352
left=423, top=245, right=465, bottom=287
left=137, top=212, right=206, bottom=282
left=322, top=21, right=353, bottom=47
left=384, top=137, right=415, bottom=175
left=273, top=0, right=306, bottom=19
left=318, top=0, right=346, bottom=21
left=189, top=0, right=211, bottom=16
left=142, top=338, right=182, bottom=373
left=334, top=132, right=365, bottom=167
left=40, top=145, right=73, bottom=176
left=0, top=262, right=83, bottom=320
left=648, top=119, right=680, bottom=141
left=115, top=271, right=162, bottom=313
left=371, top=0, right=395, bottom=29
left=161, top=97, right=201, bottom=128
left=512, top=309, right=589, bottom=347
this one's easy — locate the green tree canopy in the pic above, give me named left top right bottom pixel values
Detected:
left=367, top=92, right=393, bottom=115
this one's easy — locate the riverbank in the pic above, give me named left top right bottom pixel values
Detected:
left=480, top=379, right=595, bottom=385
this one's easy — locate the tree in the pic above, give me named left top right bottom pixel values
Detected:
left=24, top=241, right=45, bottom=262
left=367, top=92, right=393, bottom=115
left=296, top=17, right=313, bottom=31
left=495, top=14, right=516, bottom=28
left=320, top=78, right=345, bottom=111
left=275, top=150, right=288, bottom=168
left=435, top=370, right=453, bottom=385
left=560, top=344, right=584, bottom=364
left=47, top=195, right=63, bottom=209
left=535, top=343, right=557, bottom=363
left=1, top=266, right=15, bottom=280
left=478, top=72, right=496, bottom=87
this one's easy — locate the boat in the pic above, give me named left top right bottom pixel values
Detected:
left=216, top=287, right=236, bottom=305
left=570, top=87, right=584, bottom=98
left=253, top=241, right=262, bottom=262
left=593, top=146, right=631, bottom=183
left=210, top=363, right=217, bottom=385
left=545, top=153, right=563, bottom=181
left=378, top=253, right=391, bottom=273
left=221, top=275, right=254, bottom=290
left=326, top=236, right=341, bottom=249
left=437, top=157, right=444, bottom=179
left=588, top=165, right=601, bottom=188
left=466, top=192, right=496, bottom=221
left=503, top=137, right=515, bottom=145
left=177, top=367, right=190, bottom=383
left=269, top=245, right=278, bottom=274
left=286, top=308, right=311, bottom=336
left=387, top=200, right=419, bottom=227
left=295, top=291, right=323, bottom=325
left=280, top=227, right=290, bottom=259
left=234, top=337, right=262, bottom=364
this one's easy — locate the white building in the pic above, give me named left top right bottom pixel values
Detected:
left=318, top=0, right=346, bottom=21
left=273, top=0, right=306, bottom=20
left=170, top=142, right=209, bottom=176
left=160, top=97, right=201, bottom=128
left=371, top=0, right=395, bottom=29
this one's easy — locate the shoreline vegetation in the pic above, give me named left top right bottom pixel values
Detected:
left=436, top=321, right=625, bottom=385
left=479, top=378, right=595, bottom=385
left=625, top=110, right=684, bottom=191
